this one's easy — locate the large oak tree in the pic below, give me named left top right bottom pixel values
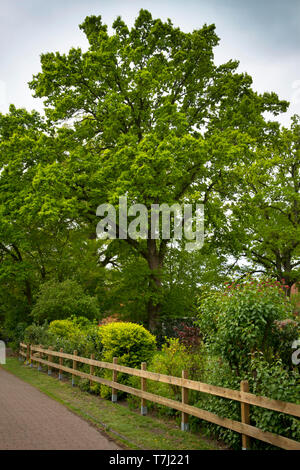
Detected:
left=27, top=10, right=288, bottom=329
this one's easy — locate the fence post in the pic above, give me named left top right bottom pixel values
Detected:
left=240, top=380, right=251, bottom=450
left=38, top=344, right=42, bottom=371
left=59, top=348, right=63, bottom=380
left=48, top=346, right=53, bottom=375
left=141, top=362, right=147, bottom=415
left=181, top=370, right=189, bottom=431
left=72, top=350, right=77, bottom=387
left=26, top=344, right=30, bottom=365
left=90, top=353, right=95, bottom=389
left=112, top=357, right=118, bottom=403
left=29, top=344, right=33, bottom=367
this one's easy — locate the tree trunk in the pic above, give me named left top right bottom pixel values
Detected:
left=146, top=239, right=163, bottom=332
left=24, top=279, right=32, bottom=306
left=147, top=300, right=161, bottom=332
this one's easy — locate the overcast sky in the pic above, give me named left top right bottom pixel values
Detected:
left=0, top=0, right=299, bottom=126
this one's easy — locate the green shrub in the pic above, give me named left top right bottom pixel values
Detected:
left=148, top=337, right=205, bottom=387
left=246, top=354, right=300, bottom=449
left=48, top=318, right=80, bottom=339
left=24, top=322, right=51, bottom=346
left=197, top=277, right=293, bottom=375
left=21, top=317, right=102, bottom=387
left=1, top=302, right=30, bottom=349
left=99, top=321, right=156, bottom=366
left=271, top=319, right=300, bottom=369
left=192, top=357, right=242, bottom=449
left=48, top=317, right=102, bottom=359
left=193, top=278, right=299, bottom=448
left=128, top=337, right=206, bottom=419
left=31, top=280, right=100, bottom=322
left=98, top=322, right=156, bottom=398
left=191, top=353, right=300, bottom=450
left=5, top=321, right=28, bottom=350
left=21, top=317, right=103, bottom=375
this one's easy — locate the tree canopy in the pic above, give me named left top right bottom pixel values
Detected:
left=0, top=9, right=298, bottom=336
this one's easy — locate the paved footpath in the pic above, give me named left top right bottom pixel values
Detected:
left=0, top=367, right=120, bottom=450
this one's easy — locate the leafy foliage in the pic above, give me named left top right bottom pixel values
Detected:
left=197, top=277, right=294, bottom=374
left=1, top=9, right=299, bottom=450
left=48, top=316, right=102, bottom=358
left=98, top=321, right=156, bottom=398
left=128, top=337, right=206, bottom=418
left=228, top=115, right=300, bottom=288
left=247, top=354, right=300, bottom=449
left=26, top=9, right=288, bottom=329
left=99, top=321, right=156, bottom=367
left=173, top=322, right=202, bottom=352
left=24, top=322, right=51, bottom=346
left=193, top=353, right=300, bottom=450
left=193, top=357, right=241, bottom=449
left=271, top=318, right=300, bottom=368
left=31, top=280, right=100, bottom=322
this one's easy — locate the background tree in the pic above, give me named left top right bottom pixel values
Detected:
left=228, top=115, right=300, bottom=292
left=31, top=279, right=99, bottom=322
left=0, top=106, right=105, bottom=334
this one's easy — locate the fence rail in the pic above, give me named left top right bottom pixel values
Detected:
left=19, top=343, right=300, bottom=450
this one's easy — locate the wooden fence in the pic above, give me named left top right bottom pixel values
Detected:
left=19, top=342, right=300, bottom=450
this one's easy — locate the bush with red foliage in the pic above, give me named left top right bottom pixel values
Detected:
left=173, top=322, right=202, bottom=352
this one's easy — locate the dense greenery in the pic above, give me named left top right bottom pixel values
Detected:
left=99, top=321, right=156, bottom=366
left=1, top=9, right=297, bottom=337
left=228, top=116, right=300, bottom=291
left=98, top=321, right=156, bottom=398
left=31, top=280, right=100, bottom=322
left=20, top=301, right=299, bottom=449
left=1, top=9, right=299, bottom=450
left=129, top=279, right=300, bottom=449
left=197, top=277, right=298, bottom=374
left=193, top=278, right=300, bottom=449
